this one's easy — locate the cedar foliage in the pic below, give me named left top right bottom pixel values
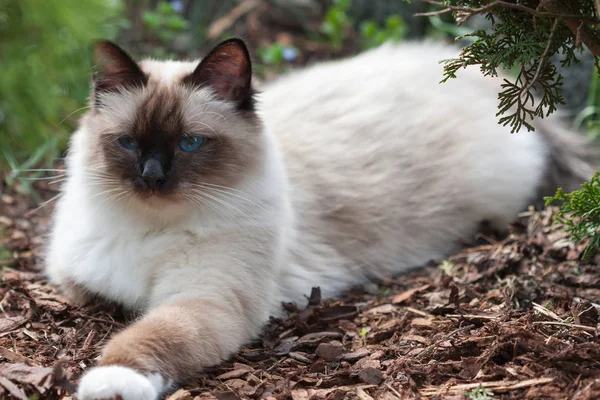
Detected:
left=546, top=173, right=600, bottom=260
left=422, top=1, right=600, bottom=259
left=421, top=0, right=600, bottom=132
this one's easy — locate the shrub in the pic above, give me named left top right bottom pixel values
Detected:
left=0, top=0, right=120, bottom=173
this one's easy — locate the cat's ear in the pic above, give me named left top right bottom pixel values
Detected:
left=183, top=38, right=254, bottom=111
left=92, top=41, right=147, bottom=103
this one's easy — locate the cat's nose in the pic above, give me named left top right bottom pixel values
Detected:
left=141, top=158, right=165, bottom=190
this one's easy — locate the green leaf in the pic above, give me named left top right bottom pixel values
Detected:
left=385, top=15, right=402, bottom=30
left=258, top=43, right=285, bottom=65
left=360, top=21, right=377, bottom=39
left=142, top=11, right=161, bottom=30
left=166, top=15, right=188, bottom=30
left=157, top=1, right=175, bottom=15
left=546, top=172, right=600, bottom=260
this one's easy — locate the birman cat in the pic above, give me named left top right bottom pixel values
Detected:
left=46, top=38, right=595, bottom=399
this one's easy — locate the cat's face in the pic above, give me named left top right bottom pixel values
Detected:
left=81, top=39, right=263, bottom=209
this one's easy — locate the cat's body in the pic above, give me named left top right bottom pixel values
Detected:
left=46, top=40, right=594, bottom=400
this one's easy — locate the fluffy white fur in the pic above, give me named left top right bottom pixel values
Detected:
left=77, top=366, right=166, bottom=400
left=46, top=41, right=592, bottom=399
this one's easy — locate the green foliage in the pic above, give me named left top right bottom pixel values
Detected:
left=142, top=1, right=190, bottom=57
left=257, top=43, right=297, bottom=67
left=360, top=15, right=408, bottom=49
left=320, top=0, right=408, bottom=50
left=439, top=260, right=454, bottom=276
left=466, top=385, right=495, bottom=400
left=430, top=0, right=598, bottom=133
left=545, top=172, right=600, bottom=260
left=320, top=0, right=353, bottom=49
left=0, top=0, right=120, bottom=173
left=574, top=67, right=600, bottom=139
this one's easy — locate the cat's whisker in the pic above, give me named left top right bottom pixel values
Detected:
left=191, top=190, right=242, bottom=224
left=24, top=193, right=63, bottom=217
left=91, top=187, right=125, bottom=199
left=18, top=175, right=66, bottom=181
left=103, top=190, right=129, bottom=208
left=190, top=189, right=274, bottom=240
left=60, top=105, right=92, bottom=125
left=12, top=169, right=66, bottom=174
left=192, top=196, right=266, bottom=245
left=187, top=191, right=253, bottom=236
left=186, top=193, right=229, bottom=222
left=82, top=175, right=121, bottom=183
left=191, top=183, right=267, bottom=211
left=183, top=193, right=208, bottom=214
left=186, top=110, right=227, bottom=122
left=195, top=189, right=266, bottom=226
left=187, top=121, right=221, bottom=141
left=191, top=186, right=271, bottom=228
left=48, top=178, right=67, bottom=186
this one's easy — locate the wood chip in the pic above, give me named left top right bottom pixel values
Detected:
left=391, top=284, right=430, bottom=304
left=216, top=369, right=250, bottom=380
left=420, top=377, right=555, bottom=395
left=357, top=368, right=384, bottom=385
left=315, top=343, right=344, bottom=361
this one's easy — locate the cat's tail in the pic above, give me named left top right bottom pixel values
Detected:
left=534, top=115, right=598, bottom=205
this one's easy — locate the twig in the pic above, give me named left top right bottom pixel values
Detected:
left=385, top=383, right=403, bottom=399
left=207, top=0, right=260, bottom=39
left=417, top=324, right=475, bottom=360
left=416, top=0, right=600, bottom=25
left=532, top=321, right=598, bottom=333
left=521, top=18, right=559, bottom=99
left=532, top=302, right=563, bottom=322
left=446, top=314, right=498, bottom=320
left=404, top=306, right=432, bottom=317
left=0, top=346, right=38, bottom=365
left=420, top=377, right=555, bottom=395
left=544, top=0, right=600, bottom=57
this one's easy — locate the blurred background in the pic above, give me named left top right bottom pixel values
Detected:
left=0, top=0, right=596, bottom=188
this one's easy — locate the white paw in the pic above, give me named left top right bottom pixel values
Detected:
left=77, top=366, right=161, bottom=400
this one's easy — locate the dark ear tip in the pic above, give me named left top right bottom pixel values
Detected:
left=216, top=38, right=250, bottom=53
left=93, top=39, right=117, bottom=52
left=93, top=40, right=132, bottom=62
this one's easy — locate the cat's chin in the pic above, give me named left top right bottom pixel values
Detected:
left=127, top=194, right=193, bottom=221
left=137, top=192, right=179, bottom=208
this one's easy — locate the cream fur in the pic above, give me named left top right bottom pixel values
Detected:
left=46, top=41, right=589, bottom=399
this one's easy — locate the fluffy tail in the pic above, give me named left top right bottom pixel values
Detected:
left=534, top=115, right=598, bottom=206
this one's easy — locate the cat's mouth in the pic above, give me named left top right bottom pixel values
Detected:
left=129, top=182, right=180, bottom=205
left=130, top=189, right=181, bottom=210
left=136, top=188, right=177, bottom=200
left=130, top=175, right=178, bottom=199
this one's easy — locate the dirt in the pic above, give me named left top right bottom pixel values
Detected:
left=1, top=168, right=600, bottom=400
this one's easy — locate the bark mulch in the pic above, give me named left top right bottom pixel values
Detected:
left=1, top=177, right=599, bottom=400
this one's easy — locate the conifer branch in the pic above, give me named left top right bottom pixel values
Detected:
left=417, top=0, right=600, bottom=24
left=416, top=0, right=600, bottom=132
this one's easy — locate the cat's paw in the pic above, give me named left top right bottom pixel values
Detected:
left=77, top=366, right=160, bottom=400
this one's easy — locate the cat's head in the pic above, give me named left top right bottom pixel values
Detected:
left=79, top=38, right=264, bottom=212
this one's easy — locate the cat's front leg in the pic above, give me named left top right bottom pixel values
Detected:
left=77, top=296, right=269, bottom=399
left=77, top=251, right=277, bottom=400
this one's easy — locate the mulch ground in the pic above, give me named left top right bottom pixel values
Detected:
left=2, top=3, right=600, bottom=397
left=1, top=174, right=599, bottom=400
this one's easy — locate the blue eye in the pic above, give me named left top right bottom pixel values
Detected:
left=179, top=136, right=205, bottom=152
left=118, top=136, right=138, bottom=150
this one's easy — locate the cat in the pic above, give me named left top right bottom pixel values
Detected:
left=45, top=38, right=595, bottom=400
